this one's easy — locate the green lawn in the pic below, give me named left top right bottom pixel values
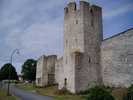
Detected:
left=0, top=89, right=18, bottom=100
left=16, top=83, right=86, bottom=100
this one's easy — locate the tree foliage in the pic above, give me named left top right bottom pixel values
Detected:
left=21, top=59, right=37, bottom=81
left=0, top=63, right=18, bottom=80
left=0, top=71, right=3, bottom=81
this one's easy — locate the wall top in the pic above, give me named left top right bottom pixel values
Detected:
left=69, top=0, right=75, bottom=3
left=65, top=0, right=101, bottom=14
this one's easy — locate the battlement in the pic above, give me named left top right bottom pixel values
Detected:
left=64, top=1, right=101, bottom=15
left=38, top=55, right=57, bottom=61
left=91, top=5, right=102, bottom=12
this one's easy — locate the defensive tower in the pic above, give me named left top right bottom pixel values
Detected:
left=60, top=0, right=103, bottom=93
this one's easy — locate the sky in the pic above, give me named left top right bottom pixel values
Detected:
left=0, top=0, right=133, bottom=74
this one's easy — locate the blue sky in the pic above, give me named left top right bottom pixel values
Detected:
left=0, top=0, right=133, bottom=74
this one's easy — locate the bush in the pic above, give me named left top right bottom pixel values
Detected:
left=79, top=85, right=113, bottom=95
left=86, top=86, right=115, bottom=100
left=123, top=85, right=133, bottom=100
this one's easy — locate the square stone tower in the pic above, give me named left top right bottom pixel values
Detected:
left=36, top=55, right=57, bottom=87
left=60, top=0, right=103, bottom=93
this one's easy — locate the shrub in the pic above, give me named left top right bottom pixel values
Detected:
left=79, top=85, right=113, bottom=95
left=123, top=85, right=133, bottom=100
left=86, top=86, right=115, bottom=100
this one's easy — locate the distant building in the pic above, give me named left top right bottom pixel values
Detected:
left=18, top=74, right=23, bottom=82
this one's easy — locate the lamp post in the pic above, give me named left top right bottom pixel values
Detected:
left=7, top=49, right=20, bottom=96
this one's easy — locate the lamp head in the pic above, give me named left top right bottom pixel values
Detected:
left=16, top=50, right=20, bottom=55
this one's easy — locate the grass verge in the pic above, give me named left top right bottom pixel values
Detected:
left=0, top=89, right=18, bottom=100
left=16, top=83, right=86, bottom=100
left=16, top=83, right=129, bottom=100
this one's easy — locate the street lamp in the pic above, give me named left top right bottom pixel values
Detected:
left=7, top=49, right=20, bottom=96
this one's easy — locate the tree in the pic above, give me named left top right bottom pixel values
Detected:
left=21, top=59, right=37, bottom=82
left=0, top=63, right=18, bottom=80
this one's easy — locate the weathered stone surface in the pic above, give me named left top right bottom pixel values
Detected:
left=36, top=55, right=57, bottom=87
left=36, top=55, right=47, bottom=87
left=35, top=0, right=133, bottom=94
left=58, top=1, right=103, bottom=93
left=101, top=29, right=133, bottom=87
left=55, top=57, right=64, bottom=88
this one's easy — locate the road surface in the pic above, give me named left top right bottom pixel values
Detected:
left=2, top=83, right=54, bottom=100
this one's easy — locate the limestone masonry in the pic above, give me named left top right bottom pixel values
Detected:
left=102, top=29, right=133, bottom=88
left=36, top=55, right=57, bottom=87
left=36, top=1, right=133, bottom=93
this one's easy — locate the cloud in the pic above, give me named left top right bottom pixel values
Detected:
left=103, top=3, right=133, bottom=19
left=0, top=0, right=64, bottom=72
left=19, top=20, right=63, bottom=57
left=5, top=16, right=63, bottom=58
left=4, top=0, right=64, bottom=59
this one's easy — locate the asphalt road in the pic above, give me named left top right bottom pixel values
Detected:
left=1, top=83, right=54, bottom=100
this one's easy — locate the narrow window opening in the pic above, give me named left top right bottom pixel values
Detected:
left=64, top=78, right=67, bottom=88
left=88, top=57, right=91, bottom=63
left=75, top=38, right=78, bottom=45
left=75, top=52, right=81, bottom=66
left=66, top=57, right=67, bottom=64
left=76, top=20, right=78, bottom=24
left=66, top=40, right=68, bottom=47
left=90, top=9, right=94, bottom=27
left=37, top=78, right=41, bottom=84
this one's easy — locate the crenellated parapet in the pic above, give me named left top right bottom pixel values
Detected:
left=64, top=1, right=102, bottom=17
